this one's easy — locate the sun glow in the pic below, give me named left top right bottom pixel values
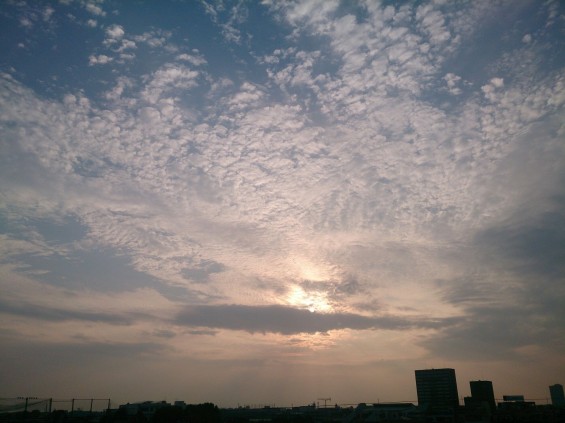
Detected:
left=286, top=284, right=333, bottom=313
left=290, top=256, right=333, bottom=281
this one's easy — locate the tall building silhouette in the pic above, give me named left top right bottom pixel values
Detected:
left=550, top=384, right=565, bottom=407
left=415, top=368, right=459, bottom=410
left=470, top=380, right=496, bottom=413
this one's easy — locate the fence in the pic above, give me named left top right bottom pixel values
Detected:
left=0, top=398, right=111, bottom=414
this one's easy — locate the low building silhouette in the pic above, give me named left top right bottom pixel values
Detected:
left=118, top=401, right=169, bottom=417
left=345, top=403, right=419, bottom=423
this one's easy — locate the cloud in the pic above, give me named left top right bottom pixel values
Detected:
left=181, top=260, right=226, bottom=283
left=105, top=24, right=125, bottom=44
left=115, top=39, right=136, bottom=52
left=427, top=202, right=565, bottom=361
left=0, top=338, right=166, bottom=379
left=419, top=305, right=558, bottom=361
left=175, top=304, right=455, bottom=335
left=141, top=63, right=200, bottom=103
left=227, top=82, right=265, bottom=110
left=1, top=3, right=564, bottom=394
left=490, top=77, right=504, bottom=88
left=134, top=29, right=172, bottom=48
left=201, top=0, right=250, bottom=44
left=278, top=0, right=339, bottom=26
left=20, top=17, right=33, bottom=28
left=425, top=249, right=565, bottom=361
left=0, top=297, right=133, bottom=325
left=43, top=6, right=55, bottom=22
left=85, top=2, right=106, bottom=17
left=9, top=245, right=173, bottom=293
left=176, top=53, right=207, bottom=67
left=444, top=72, right=462, bottom=95
left=474, top=210, right=565, bottom=281
left=88, top=54, right=113, bottom=65
left=415, top=3, right=452, bottom=48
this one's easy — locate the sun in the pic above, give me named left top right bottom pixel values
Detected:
left=286, top=284, right=332, bottom=313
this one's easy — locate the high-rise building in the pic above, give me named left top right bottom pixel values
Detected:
left=470, top=380, right=496, bottom=413
left=550, top=384, right=565, bottom=407
left=415, top=368, right=459, bottom=410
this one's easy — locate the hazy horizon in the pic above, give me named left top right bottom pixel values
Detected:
left=1, top=0, right=564, bottom=408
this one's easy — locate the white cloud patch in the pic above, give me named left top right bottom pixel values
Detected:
left=444, top=72, right=462, bottom=95
left=481, top=77, right=505, bottom=101
left=282, top=0, right=340, bottom=25
left=85, top=2, right=106, bottom=17
left=490, top=77, right=504, bottom=88
left=43, top=6, right=55, bottom=22
left=201, top=0, right=250, bottom=44
left=134, top=30, right=172, bottom=48
left=88, top=54, right=113, bottom=65
left=119, top=53, right=136, bottom=62
left=227, top=82, right=265, bottom=110
left=141, top=63, right=200, bottom=104
left=116, top=39, right=136, bottom=52
left=176, top=52, right=207, bottom=67
left=105, top=24, right=125, bottom=44
left=19, top=17, right=33, bottom=28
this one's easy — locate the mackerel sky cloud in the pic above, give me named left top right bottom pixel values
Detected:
left=1, top=0, right=564, bottom=407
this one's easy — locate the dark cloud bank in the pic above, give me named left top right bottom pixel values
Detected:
left=175, top=304, right=456, bottom=335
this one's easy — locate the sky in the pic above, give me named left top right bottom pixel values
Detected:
left=0, top=0, right=564, bottom=408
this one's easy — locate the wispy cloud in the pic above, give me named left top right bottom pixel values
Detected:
left=0, top=298, right=133, bottom=325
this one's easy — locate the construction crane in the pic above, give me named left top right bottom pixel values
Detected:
left=317, top=398, right=331, bottom=408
